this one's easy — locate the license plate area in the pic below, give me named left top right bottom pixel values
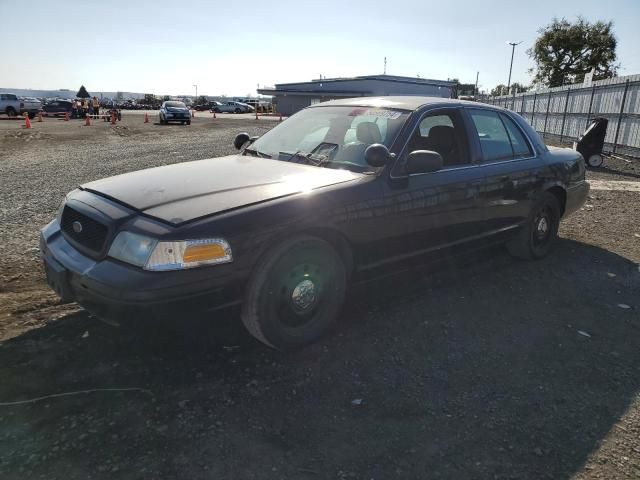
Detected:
left=43, top=257, right=74, bottom=303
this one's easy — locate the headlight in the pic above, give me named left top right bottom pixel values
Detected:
left=108, top=233, right=232, bottom=271
left=108, top=232, right=157, bottom=267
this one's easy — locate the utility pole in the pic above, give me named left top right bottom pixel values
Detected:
left=384, top=57, right=387, bottom=75
left=506, top=41, right=522, bottom=93
left=475, top=71, right=479, bottom=96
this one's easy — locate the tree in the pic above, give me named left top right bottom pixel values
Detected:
left=528, top=17, right=618, bottom=87
left=162, top=95, right=171, bottom=101
left=491, top=82, right=528, bottom=96
left=195, top=95, right=209, bottom=105
left=76, top=85, right=90, bottom=98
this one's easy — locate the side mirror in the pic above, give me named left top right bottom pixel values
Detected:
left=406, top=150, right=443, bottom=174
left=233, top=132, right=250, bottom=150
left=364, top=143, right=392, bottom=168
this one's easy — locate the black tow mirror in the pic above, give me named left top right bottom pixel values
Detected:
left=233, top=132, right=250, bottom=150
left=364, top=143, right=392, bottom=168
left=406, top=150, right=443, bottom=174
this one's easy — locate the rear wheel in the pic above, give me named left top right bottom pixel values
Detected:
left=507, top=192, right=561, bottom=260
left=241, top=235, right=347, bottom=351
left=6, top=107, right=16, bottom=117
left=186, top=119, right=191, bottom=125
left=235, top=108, right=241, bottom=113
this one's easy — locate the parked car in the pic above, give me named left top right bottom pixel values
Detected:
left=19, top=97, right=43, bottom=118
left=40, top=96, right=588, bottom=351
left=237, top=99, right=272, bottom=113
left=0, top=93, right=24, bottom=117
left=194, top=102, right=217, bottom=111
left=210, top=101, right=254, bottom=113
left=42, top=99, right=74, bottom=116
left=159, top=101, right=191, bottom=125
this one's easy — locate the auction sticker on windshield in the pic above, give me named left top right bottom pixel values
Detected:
left=348, top=108, right=403, bottom=119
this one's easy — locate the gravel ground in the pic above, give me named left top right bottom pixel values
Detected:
left=0, top=115, right=639, bottom=479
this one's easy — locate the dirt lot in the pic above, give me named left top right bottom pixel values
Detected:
left=0, top=115, right=638, bottom=479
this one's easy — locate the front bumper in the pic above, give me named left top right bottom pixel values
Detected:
left=40, top=220, right=245, bottom=321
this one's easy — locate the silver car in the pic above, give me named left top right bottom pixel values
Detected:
left=210, top=101, right=254, bottom=114
left=159, top=101, right=191, bottom=125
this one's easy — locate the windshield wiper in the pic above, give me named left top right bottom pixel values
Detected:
left=244, top=148, right=271, bottom=158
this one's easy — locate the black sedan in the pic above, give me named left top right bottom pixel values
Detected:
left=40, top=96, right=589, bottom=350
left=43, top=100, right=73, bottom=116
left=159, top=101, right=191, bottom=125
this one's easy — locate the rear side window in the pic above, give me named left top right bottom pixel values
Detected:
left=500, top=114, right=533, bottom=157
left=470, top=110, right=533, bottom=161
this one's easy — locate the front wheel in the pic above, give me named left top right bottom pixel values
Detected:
left=507, top=192, right=561, bottom=260
left=241, top=235, right=347, bottom=351
left=235, top=108, right=241, bottom=113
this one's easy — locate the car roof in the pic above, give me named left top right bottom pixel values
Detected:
left=309, top=96, right=492, bottom=112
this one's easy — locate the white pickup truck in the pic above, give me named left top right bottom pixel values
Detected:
left=20, top=97, right=43, bottom=118
left=0, top=93, right=42, bottom=118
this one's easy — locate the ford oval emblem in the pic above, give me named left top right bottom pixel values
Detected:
left=72, top=221, right=83, bottom=233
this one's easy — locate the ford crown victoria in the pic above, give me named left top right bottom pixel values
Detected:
left=40, top=96, right=589, bottom=350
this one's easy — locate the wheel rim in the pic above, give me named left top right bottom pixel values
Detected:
left=271, top=262, right=328, bottom=328
left=532, top=206, right=552, bottom=246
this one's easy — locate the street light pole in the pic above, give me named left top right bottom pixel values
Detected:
left=193, top=84, right=198, bottom=101
left=507, top=41, right=522, bottom=94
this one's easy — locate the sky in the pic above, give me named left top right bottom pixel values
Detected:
left=1, top=0, right=639, bottom=97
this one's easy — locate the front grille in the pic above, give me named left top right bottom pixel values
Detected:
left=60, top=206, right=109, bottom=253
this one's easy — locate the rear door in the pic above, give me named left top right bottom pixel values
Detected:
left=466, top=108, right=540, bottom=231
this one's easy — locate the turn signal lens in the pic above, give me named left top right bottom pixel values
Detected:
left=183, top=243, right=227, bottom=263
left=144, top=238, right=232, bottom=271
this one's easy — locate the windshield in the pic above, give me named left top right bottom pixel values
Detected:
left=165, top=101, right=186, bottom=108
left=248, top=105, right=409, bottom=172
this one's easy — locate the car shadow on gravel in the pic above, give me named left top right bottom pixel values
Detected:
left=0, top=239, right=638, bottom=479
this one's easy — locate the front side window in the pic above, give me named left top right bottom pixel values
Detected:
left=405, top=109, right=469, bottom=167
left=469, top=109, right=532, bottom=161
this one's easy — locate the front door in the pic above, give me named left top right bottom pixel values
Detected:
left=379, top=108, right=486, bottom=263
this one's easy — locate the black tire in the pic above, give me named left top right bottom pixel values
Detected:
left=587, top=154, right=604, bottom=168
left=235, top=108, right=241, bottom=113
left=241, top=235, right=347, bottom=351
left=159, top=115, right=165, bottom=125
left=507, top=192, right=561, bottom=260
left=213, top=108, right=220, bottom=113
left=6, top=107, right=16, bottom=117
left=28, top=112, right=36, bottom=119
left=186, top=120, right=191, bottom=125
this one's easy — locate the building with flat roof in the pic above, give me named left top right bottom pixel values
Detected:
left=257, top=74, right=456, bottom=115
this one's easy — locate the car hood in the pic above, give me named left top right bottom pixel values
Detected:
left=81, top=154, right=362, bottom=225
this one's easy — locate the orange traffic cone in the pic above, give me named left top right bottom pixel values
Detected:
left=255, top=109, right=259, bottom=120
left=191, top=110, right=195, bottom=118
left=279, top=112, right=283, bottom=122
left=85, top=115, right=91, bottom=126
left=64, top=112, right=69, bottom=121
left=144, top=113, right=149, bottom=123
left=213, top=111, right=216, bottom=119
left=38, top=112, right=43, bottom=122
left=23, top=114, right=32, bottom=129
left=111, top=112, right=116, bottom=125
